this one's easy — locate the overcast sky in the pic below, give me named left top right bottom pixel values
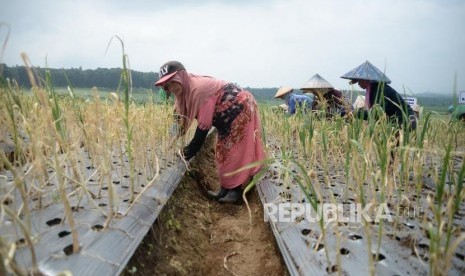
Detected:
left=1, top=0, right=464, bottom=94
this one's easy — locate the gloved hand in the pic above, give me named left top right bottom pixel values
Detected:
left=408, top=115, right=417, bottom=131
left=181, top=127, right=209, bottom=161
left=169, top=124, right=181, bottom=138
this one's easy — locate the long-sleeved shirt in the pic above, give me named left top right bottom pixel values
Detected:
left=287, top=94, right=314, bottom=114
left=355, top=82, right=415, bottom=128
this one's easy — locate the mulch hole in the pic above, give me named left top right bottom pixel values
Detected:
left=348, top=234, right=363, bottom=240
left=15, top=238, right=25, bottom=246
left=91, top=224, right=104, bottom=231
left=46, top=218, right=62, bottom=226
left=418, top=243, right=429, bottom=250
left=71, top=206, right=84, bottom=212
left=314, top=243, right=324, bottom=251
left=372, top=252, right=386, bottom=262
left=301, top=229, right=312, bottom=236
left=340, top=248, right=350, bottom=255
left=2, top=197, right=13, bottom=205
left=63, top=244, right=77, bottom=255
left=326, top=265, right=338, bottom=273
left=58, top=231, right=71, bottom=238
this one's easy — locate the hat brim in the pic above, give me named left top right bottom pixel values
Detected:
left=300, top=74, right=334, bottom=90
left=155, top=71, right=177, bottom=86
left=274, top=87, right=293, bottom=98
left=302, top=88, right=330, bottom=94
left=340, top=61, right=391, bottom=84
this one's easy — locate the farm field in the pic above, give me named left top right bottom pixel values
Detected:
left=126, top=104, right=465, bottom=275
left=2, top=0, right=464, bottom=274
left=1, top=84, right=465, bottom=275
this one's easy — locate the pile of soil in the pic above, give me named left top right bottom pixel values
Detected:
left=124, top=135, right=287, bottom=275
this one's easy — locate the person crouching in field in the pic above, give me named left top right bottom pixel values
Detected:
left=155, top=61, right=266, bottom=204
left=341, top=60, right=417, bottom=131
left=274, top=86, right=314, bottom=115
left=301, top=73, right=352, bottom=118
left=341, top=60, right=417, bottom=164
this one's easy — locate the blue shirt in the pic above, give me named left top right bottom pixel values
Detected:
left=288, top=94, right=314, bottom=114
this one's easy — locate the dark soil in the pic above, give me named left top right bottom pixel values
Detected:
left=123, top=135, right=287, bottom=275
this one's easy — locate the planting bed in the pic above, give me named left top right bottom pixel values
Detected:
left=0, top=146, right=185, bottom=275
left=256, top=133, right=465, bottom=275
left=258, top=163, right=465, bottom=275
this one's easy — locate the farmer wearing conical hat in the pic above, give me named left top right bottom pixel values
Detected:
left=301, top=73, right=351, bottom=118
left=155, top=61, right=266, bottom=204
left=341, top=60, right=417, bottom=130
left=274, top=86, right=314, bottom=115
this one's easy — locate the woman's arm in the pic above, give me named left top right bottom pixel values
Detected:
left=182, top=94, right=216, bottom=160
left=183, top=127, right=209, bottom=160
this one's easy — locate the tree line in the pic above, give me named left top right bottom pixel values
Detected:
left=1, top=64, right=451, bottom=109
left=0, top=63, right=281, bottom=100
left=0, top=64, right=157, bottom=89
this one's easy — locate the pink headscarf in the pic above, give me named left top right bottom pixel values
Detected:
left=171, top=70, right=227, bottom=134
left=364, top=85, right=372, bottom=110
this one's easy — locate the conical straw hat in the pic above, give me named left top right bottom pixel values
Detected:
left=275, top=86, right=294, bottom=98
left=301, top=74, right=334, bottom=90
left=340, top=60, right=391, bottom=84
